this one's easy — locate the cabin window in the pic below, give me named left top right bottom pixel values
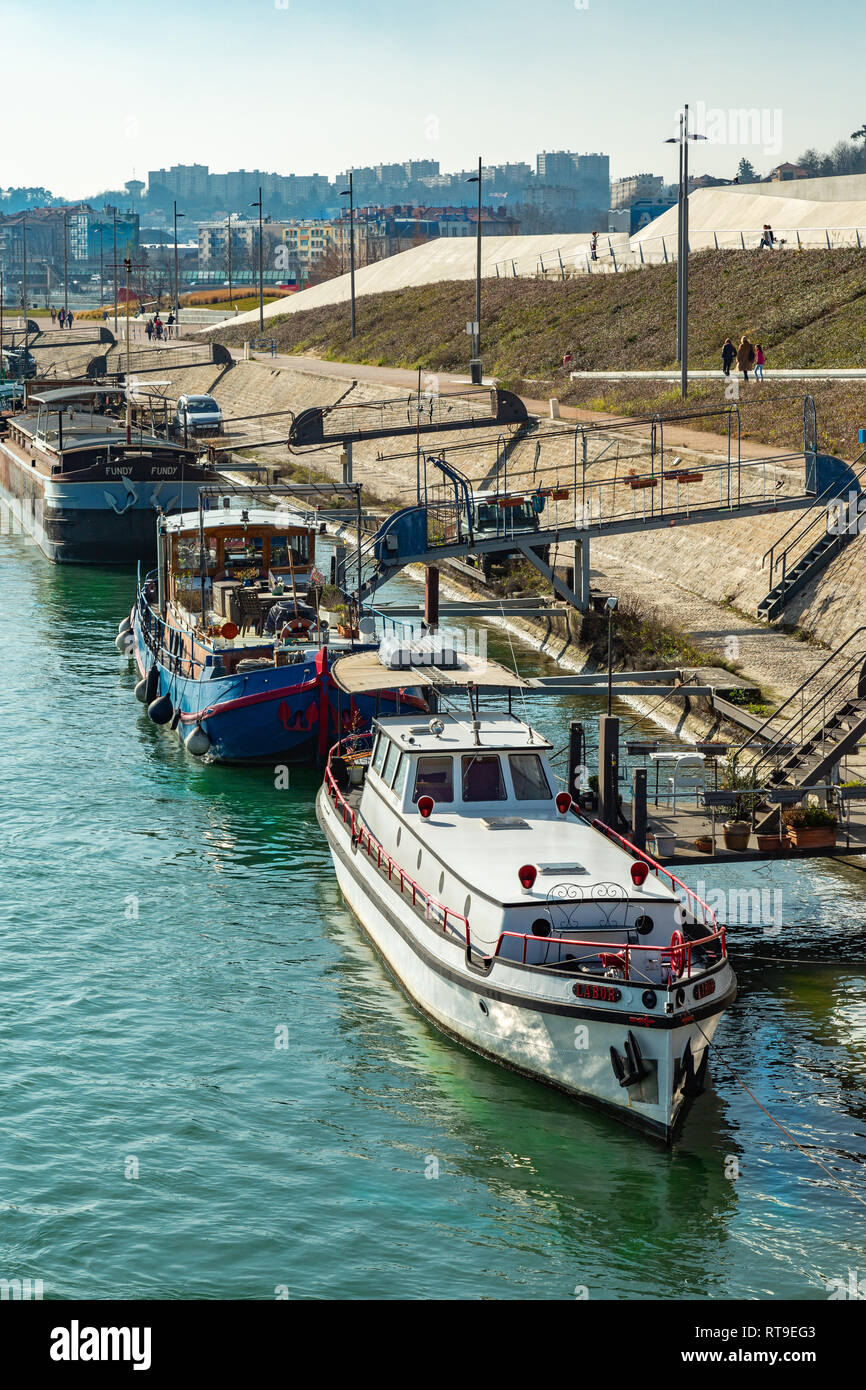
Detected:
left=413, top=755, right=454, bottom=804
left=461, top=754, right=506, bottom=802
left=176, top=537, right=218, bottom=572
left=224, top=535, right=263, bottom=573
left=509, top=753, right=552, bottom=800
left=371, top=732, right=387, bottom=774
left=392, top=753, right=409, bottom=798
left=271, top=533, right=310, bottom=567
left=381, top=739, right=400, bottom=787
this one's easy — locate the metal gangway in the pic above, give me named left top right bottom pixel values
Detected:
left=341, top=401, right=861, bottom=609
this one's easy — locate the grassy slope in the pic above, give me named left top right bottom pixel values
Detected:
left=216, top=249, right=866, bottom=375
left=216, top=248, right=866, bottom=454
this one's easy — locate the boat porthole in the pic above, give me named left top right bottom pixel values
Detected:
left=479, top=999, right=489, bottom=1016
left=439, top=872, right=445, bottom=894
left=635, top=914, right=654, bottom=936
left=676, top=987, right=686, bottom=1007
left=531, top=918, right=551, bottom=937
left=464, top=895, right=471, bottom=918
left=417, top=850, right=422, bottom=870
left=396, top=828, right=401, bottom=846
left=642, top=989, right=657, bottom=1009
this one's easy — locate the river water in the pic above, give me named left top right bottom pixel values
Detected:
left=1, top=525, right=865, bottom=1300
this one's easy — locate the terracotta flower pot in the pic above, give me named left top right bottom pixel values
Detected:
left=785, top=826, right=837, bottom=849
left=693, top=836, right=713, bottom=854
left=723, top=820, right=751, bottom=852
left=756, top=833, right=785, bottom=854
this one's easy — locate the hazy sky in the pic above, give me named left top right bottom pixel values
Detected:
left=6, top=0, right=864, bottom=197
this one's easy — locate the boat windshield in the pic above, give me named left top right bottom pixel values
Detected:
left=461, top=754, right=506, bottom=801
left=509, top=753, right=552, bottom=800
left=413, top=755, right=454, bottom=804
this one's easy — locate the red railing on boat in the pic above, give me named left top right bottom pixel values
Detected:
left=324, top=735, right=470, bottom=948
left=591, top=818, right=719, bottom=930
left=323, top=737, right=726, bottom=984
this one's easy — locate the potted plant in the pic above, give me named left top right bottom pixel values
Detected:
left=755, top=806, right=785, bottom=854
left=693, top=835, right=713, bottom=854
left=718, top=757, right=762, bottom=851
left=782, top=800, right=838, bottom=849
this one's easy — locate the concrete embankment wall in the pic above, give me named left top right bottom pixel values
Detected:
left=114, top=353, right=866, bottom=668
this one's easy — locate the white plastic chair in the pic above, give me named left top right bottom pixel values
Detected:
left=665, top=755, right=705, bottom=811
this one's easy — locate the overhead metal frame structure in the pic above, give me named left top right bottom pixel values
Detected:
left=288, top=385, right=528, bottom=448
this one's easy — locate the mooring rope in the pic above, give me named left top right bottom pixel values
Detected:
left=695, top=1020, right=866, bottom=1210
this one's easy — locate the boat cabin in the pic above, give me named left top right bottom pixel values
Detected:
left=337, top=710, right=695, bottom=971
left=165, top=509, right=317, bottom=616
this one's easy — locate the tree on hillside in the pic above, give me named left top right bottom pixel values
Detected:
left=852, top=125, right=866, bottom=144
left=736, top=158, right=758, bottom=183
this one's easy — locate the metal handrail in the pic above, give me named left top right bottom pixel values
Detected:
left=590, top=819, right=721, bottom=932
left=763, top=448, right=866, bottom=591
left=732, top=627, right=866, bottom=774
left=324, top=735, right=470, bottom=945
left=492, top=927, right=723, bottom=981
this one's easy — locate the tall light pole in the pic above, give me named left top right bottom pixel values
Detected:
left=124, top=250, right=132, bottom=443
left=666, top=105, right=707, bottom=399
left=98, top=225, right=104, bottom=308
left=250, top=187, right=264, bottom=332
left=226, top=212, right=233, bottom=309
left=112, top=207, right=119, bottom=332
left=21, top=212, right=28, bottom=362
left=466, top=156, right=482, bottom=383
left=63, top=208, right=69, bottom=315
left=339, top=171, right=356, bottom=337
left=173, top=201, right=185, bottom=322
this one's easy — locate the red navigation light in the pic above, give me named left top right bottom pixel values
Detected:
left=518, top=864, right=537, bottom=891
left=555, top=791, right=572, bottom=815
left=630, top=861, right=650, bottom=887
left=418, top=796, right=434, bottom=819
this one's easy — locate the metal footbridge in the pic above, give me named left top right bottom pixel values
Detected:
left=340, top=440, right=864, bottom=609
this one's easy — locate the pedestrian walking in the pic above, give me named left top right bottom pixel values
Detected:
left=145, top=318, right=153, bottom=342
left=153, top=317, right=163, bottom=341
left=755, top=343, right=765, bottom=381
left=590, top=231, right=598, bottom=262
left=737, top=334, right=756, bottom=381
left=66, top=310, right=74, bottom=328
left=721, top=337, right=735, bottom=376
left=50, top=306, right=57, bottom=326
left=58, top=307, right=65, bottom=328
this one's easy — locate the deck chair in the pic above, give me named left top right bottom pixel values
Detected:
left=237, top=588, right=263, bottom=637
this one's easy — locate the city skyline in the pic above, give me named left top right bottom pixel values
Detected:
left=5, top=0, right=864, bottom=198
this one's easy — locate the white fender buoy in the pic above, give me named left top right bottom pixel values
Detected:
left=115, top=631, right=134, bottom=653
left=134, top=677, right=148, bottom=702
left=118, top=616, right=132, bottom=636
left=185, top=725, right=211, bottom=757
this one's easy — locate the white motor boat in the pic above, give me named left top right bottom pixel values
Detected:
left=316, top=653, right=736, bottom=1142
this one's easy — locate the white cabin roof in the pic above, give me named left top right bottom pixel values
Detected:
left=165, top=506, right=309, bottom=533
left=373, top=711, right=551, bottom=752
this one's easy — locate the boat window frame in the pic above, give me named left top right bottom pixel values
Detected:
left=371, top=731, right=388, bottom=776
left=391, top=751, right=409, bottom=798
left=381, top=738, right=400, bottom=788
left=461, top=752, right=507, bottom=803
left=508, top=752, right=553, bottom=801
left=412, top=753, right=455, bottom=805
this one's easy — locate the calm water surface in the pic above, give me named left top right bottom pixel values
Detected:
left=1, top=528, right=865, bottom=1299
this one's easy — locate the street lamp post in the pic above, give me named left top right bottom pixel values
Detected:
left=466, top=156, right=483, bottom=383
left=249, top=187, right=264, bottom=332
left=339, top=171, right=356, bottom=338
left=173, top=201, right=185, bottom=325
left=226, top=212, right=233, bottom=309
left=665, top=105, right=707, bottom=399
left=98, top=226, right=104, bottom=309
left=21, top=212, right=28, bottom=363
left=63, top=208, right=69, bottom=316
left=112, top=208, right=118, bottom=332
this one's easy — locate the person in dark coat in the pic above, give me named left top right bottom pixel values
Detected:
left=736, top=334, right=756, bottom=381
left=721, top=338, right=735, bottom=376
